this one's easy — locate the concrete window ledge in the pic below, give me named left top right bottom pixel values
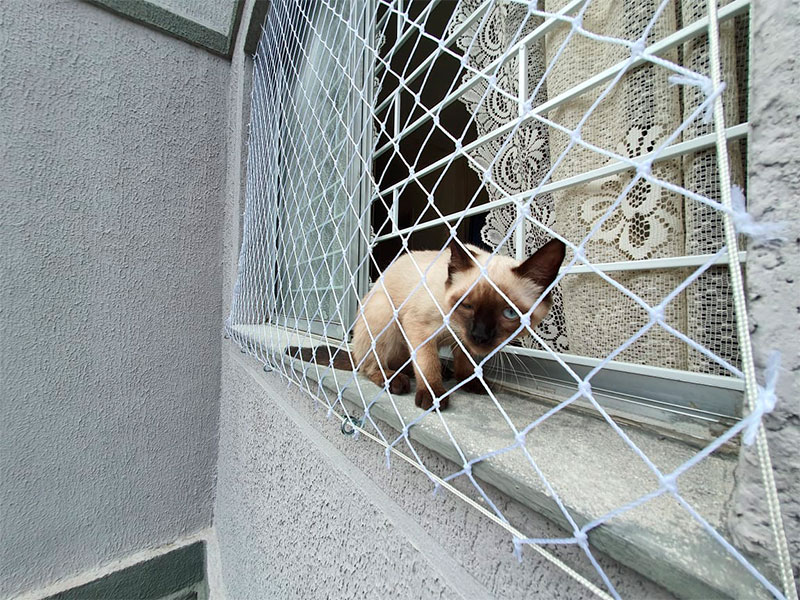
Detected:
left=231, top=324, right=776, bottom=599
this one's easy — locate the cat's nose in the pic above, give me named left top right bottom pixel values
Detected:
left=470, top=322, right=495, bottom=345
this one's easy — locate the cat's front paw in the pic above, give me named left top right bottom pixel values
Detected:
left=415, top=386, right=448, bottom=411
left=388, top=372, right=411, bottom=394
left=461, top=379, right=490, bottom=395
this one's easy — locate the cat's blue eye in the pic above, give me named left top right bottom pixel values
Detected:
left=502, top=307, right=518, bottom=319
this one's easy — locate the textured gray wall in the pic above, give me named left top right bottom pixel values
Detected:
left=0, top=1, right=227, bottom=597
left=729, top=0, right=800, bottom=585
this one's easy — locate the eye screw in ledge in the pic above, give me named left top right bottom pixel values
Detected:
left=341, top=416, right=363, bottom=436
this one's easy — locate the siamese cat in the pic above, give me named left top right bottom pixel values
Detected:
left=289, top=238, right=565, bottom=410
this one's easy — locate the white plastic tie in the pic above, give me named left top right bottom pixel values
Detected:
left=512, top=538, right=524, bottom=562
left=743, top=351, right=781, bottom=446
left=667, top=73, right=717, bottom=123
left=729, top=185, right=785, bottom=242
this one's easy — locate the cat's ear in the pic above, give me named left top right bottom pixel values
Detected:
left=447, top=239, right=474, bottom=282
left=513, top=238, right=565, bottom=288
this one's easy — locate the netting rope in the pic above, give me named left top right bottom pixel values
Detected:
left=228, top=1, right=796, bottom=597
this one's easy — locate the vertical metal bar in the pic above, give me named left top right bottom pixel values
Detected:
left=358, top=0, right=377, bottom=300
left=515, top=44, right=528, bottom=261
left=391, top=0, right=403, bottom=235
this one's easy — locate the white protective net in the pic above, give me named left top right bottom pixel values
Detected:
left=228, top=0, right=795, bottom=598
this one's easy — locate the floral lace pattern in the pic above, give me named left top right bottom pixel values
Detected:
left=450, top=0, right=569, bottom=352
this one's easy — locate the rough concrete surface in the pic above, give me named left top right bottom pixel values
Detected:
left=0, top=1, right=227, bottom=596
left=729, top=0, right=800, bottom=586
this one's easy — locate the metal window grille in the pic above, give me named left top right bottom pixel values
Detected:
left=227, top=1, right=796, bottom=598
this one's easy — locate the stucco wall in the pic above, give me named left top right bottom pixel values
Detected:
left=729, top=0, right=800, bottom=585
left=0, top=1, right=227, bottom=597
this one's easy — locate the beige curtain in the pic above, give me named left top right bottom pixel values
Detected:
left=453, top=0, right=745, bottom=373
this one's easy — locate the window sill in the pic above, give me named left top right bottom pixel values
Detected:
left=231, top=324, right=774, bottom=599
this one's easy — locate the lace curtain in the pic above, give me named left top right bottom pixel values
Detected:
left=451, top=0, right=745, bottom=373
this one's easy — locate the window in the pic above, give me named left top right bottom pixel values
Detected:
left=228, top=1, right=793, bottom=598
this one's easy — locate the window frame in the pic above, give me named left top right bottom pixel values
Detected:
left=293, top=0, right=750, bottom=440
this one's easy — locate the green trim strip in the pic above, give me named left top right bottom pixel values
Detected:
left=85, top=0, right=245, bottom=57
left=245, top=0, right=271, bottom=55
left=45, top=542, right=205, bottom=600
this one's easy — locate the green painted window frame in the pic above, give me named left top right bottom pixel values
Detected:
left=85, top=0, right=254, bottom=58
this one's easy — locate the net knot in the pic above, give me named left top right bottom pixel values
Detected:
left=569, top=127, right=582, bottom=145
left=487, top=74, right=498, bottom=87
left=463, top=463, right=472, bottom=476
left=520, top=313, right=531, bottom=327
left=630, top=39, right=646, bottom=59
left=515, top=431, right=526, bottom=446
left=522, top=99, right=533, bottom=114
left=432, top=482, right=441, bottom=496
left=473, top=365, right=483, bottom=379
left=578, top=380, right=592, bottom=397
left=661, top=473, right=678, bottom=495
left=392, top=308, right=399, bottom=319
left=574, top=530, right=588, bottom=546
left=454, top=139, right=463, bottom=152
left=636, top=159, right=652, bottom=177
left=432, top=114, right=440, bottom=126
left=649, top=305, right=665, bottom=324
left=743, top=351, right=781, bottom=446
left=729, top=185, right=785, bottom=242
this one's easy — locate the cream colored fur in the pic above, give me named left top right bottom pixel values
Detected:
left=350, top=243, right=555, bottom=409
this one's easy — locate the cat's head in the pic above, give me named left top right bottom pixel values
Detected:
left=444, top=239, right=566, bottom=358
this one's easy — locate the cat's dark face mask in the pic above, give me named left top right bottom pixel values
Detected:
left=445, top=238, right=565, bottom=357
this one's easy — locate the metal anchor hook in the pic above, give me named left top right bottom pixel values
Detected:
left=341, top=415, right=363, bottom=436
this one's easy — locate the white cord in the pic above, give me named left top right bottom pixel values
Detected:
left=706, top=0, right=798, bottom=597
